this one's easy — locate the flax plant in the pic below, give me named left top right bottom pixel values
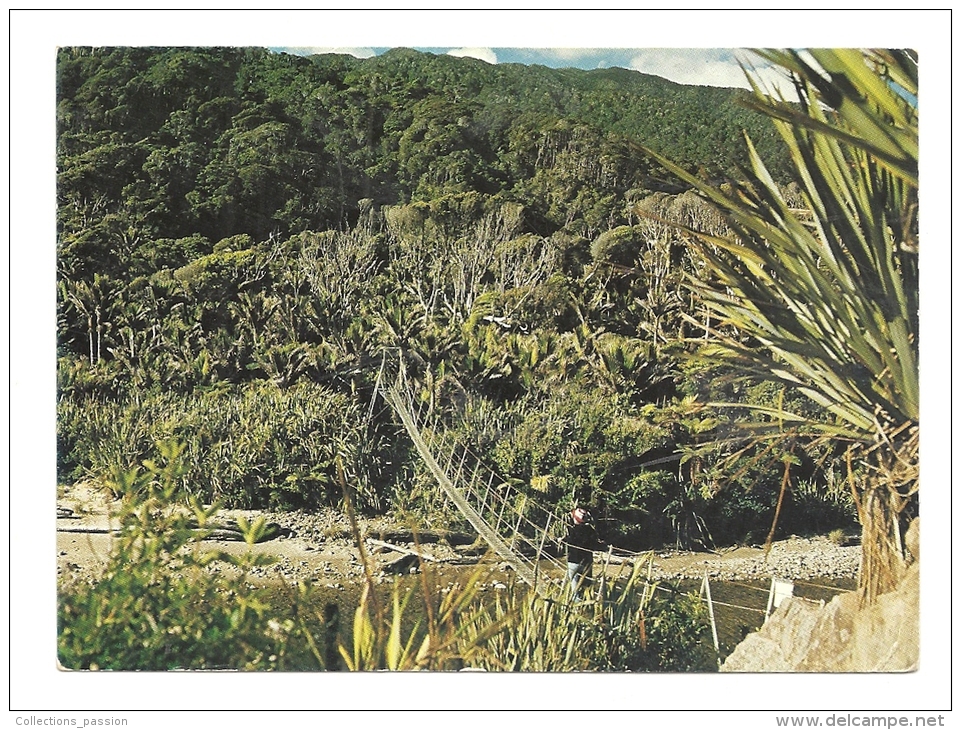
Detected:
left=331, top=456, right=509, bottom=671
left=642, top=49, right=918, bottom=601
left=336, top=567, right=509, bottom=671
left=458, top=555, right=712, bottom=671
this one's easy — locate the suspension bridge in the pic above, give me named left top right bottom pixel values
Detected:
left=377, top=349, right=568, bottom=596
left=373, top=348, right=851, bottom=657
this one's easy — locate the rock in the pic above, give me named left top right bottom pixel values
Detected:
left=383, top=553, right=418, bottom=575
left=721, top=599, right=824, bottom=672
left=455, top=543, right=488, bottom=557
left=722, top=523, right=920, bottom=673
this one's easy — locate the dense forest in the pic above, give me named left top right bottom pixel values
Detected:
left=56, top=46, right=856, bottom=550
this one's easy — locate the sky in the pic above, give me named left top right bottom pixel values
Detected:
left=271, top=46, right=785, bottom=94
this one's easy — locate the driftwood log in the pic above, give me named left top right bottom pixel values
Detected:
left=367, top=538, right=441, bottom=562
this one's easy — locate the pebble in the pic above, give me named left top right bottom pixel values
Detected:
left=648, top=537, right=860, bottom=582
left=180, top=506, right=861, bottom=587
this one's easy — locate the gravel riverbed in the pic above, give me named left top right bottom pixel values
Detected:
left=57, top=482, right=861, bottom=588
left=645, top=536, right=860, bottom=583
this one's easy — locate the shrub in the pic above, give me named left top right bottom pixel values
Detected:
left=58, top=440, right=301, bottom=670
left=590, top=225, right=642, bottom=267
left=337, top=567, right=506, bottom=671
left=56, top=381, right=390, bottom=511
left=790, top=478, right=858, bottom=535
left=635, top=589, right=715, bottom=671
left=458, top=557, right=715, bottom=672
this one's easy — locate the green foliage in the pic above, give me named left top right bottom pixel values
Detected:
left=55, top=45, right=896, bottom=676
left=57, top=440, right=715, bottom=674
left=791, top=477, right=858, bottom=534
left=459, top=558, right=714, bottom=672
left=56, top=46, right=788, bottom=279
left=649, top=50, right=918, bottom=442
left=337, top=567, right=508, bottom=671
left=636, top=589, right=715, bottom=671
left=58, top=440, right=297, bottom=670
left=56, top=382, right=386, bottom=510
left=591, top=225, right=644, bottom=267
left=56, top=45, right=855, bottom=548
left=134, top=234, right=212, bottom=273
left=645, top=49, right=918, bottom=596
left=172, top=248, right=258, bottom=298
left=828, top=528, right=848, bottom=547
left=475, top=385, right=672, bottom=508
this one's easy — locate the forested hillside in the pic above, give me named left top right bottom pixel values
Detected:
left=56, top=46, right=852, bottom=549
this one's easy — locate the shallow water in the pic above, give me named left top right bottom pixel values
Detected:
left=262, top=562, right=856, bottom=671
left=670, top=575, right=856, bottom=659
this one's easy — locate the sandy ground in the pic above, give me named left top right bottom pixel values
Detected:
left=56, top=481, right=499, bottom=589
left=56, top=481, right=861, bottom=590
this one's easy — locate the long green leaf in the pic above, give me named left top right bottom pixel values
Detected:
left=643, top=49, right=917, bottom=442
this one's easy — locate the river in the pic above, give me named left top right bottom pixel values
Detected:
left=261, top=563, right=856, bottom=671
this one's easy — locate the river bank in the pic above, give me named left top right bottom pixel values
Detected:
left=56, top=481, right=861, bottom=590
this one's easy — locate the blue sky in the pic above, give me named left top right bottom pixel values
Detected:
left=271, top=46, right=777, bottom=92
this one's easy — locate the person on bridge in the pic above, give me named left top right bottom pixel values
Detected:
left=565, top=506, right=605, bottom=600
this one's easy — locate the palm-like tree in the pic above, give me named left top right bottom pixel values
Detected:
left=645, top=49, right=918, bottom=602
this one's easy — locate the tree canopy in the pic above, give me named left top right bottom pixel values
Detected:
left=57, top=47, right=790, bottom=280
left=58, top=46, right=852, bottom=552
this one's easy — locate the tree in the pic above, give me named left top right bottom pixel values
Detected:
left=645, top=49, right=918, bottom=602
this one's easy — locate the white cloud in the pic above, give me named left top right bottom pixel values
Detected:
left=544, top=48, right=607, bottom=60
left=447, top=47, right=497, bottom=64
left=740, top=62, right=801, bottom=101
left=628, top=49, right=747, bottom=89
left=628, top=49, right=800, bottom=100
left=540, top=49, right=615, bottom=69
left=281, top=46, right=376, bottom=58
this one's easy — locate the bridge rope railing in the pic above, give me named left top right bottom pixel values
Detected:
left=377, top=350, right=569, bottom=595
left=375, top=350, right=852, bottom=634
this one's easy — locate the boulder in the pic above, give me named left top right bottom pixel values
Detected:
left=721, top=519, right=919, bottom=672
left=382, top=553, right=418, bottom=575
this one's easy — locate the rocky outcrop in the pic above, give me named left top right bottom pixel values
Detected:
left=721, top=519, right=919, bottom=672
